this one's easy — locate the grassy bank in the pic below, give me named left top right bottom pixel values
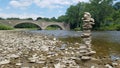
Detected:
left=0, top=24, right=14, bottom=30
left=45, top=26, right=61, bottom=30
left=99, top=24, right=120, bottom=31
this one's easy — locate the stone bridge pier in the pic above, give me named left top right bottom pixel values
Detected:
left=0, top=20, right=70, bottom=30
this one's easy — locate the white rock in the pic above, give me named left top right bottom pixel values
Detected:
left=80, top=50, right=88, bottom=53
left=16, top=63, right=22, bottom=66
left=40, top=45, right=49, bottom=51
left=54, top=62, right=61, bottom=68
left=0, top=59, right=10, bottom=65
left=9, top=54, right=19, bottom=58
left=91, top=66, right=95, bottom=68
left=85, top=41, right=91, bottom=45
left=89, top=51, right=96, bottom=54
left=29, top=58, right=36, bottom=62
left=79, top=45, right=87, bottom=49
left=28, top=55, right=39, bottom=63
left=112, top=62, right=118, bottom=66
left=53, top=38, right=56, bottom=41
left=105, top=64, right=113, bottom=68
left=81, top=56, right=91, bottom=60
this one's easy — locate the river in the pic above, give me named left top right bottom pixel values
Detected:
left=28, top=30, right=120, bottom=60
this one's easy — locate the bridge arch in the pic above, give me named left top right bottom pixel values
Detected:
left=43, top=23, right=65, bottom=30
left=13, top=21, right=42, bottom=30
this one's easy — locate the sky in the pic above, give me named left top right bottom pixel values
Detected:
left=0, top=0, right=119, bottom=20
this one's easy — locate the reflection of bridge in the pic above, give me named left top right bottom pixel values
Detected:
left=0, top=20, right=70, bottom=30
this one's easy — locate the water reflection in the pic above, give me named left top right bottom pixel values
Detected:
left=29, top=30, right=82, bottom=38
left=29, top=30, right=120, bottom=60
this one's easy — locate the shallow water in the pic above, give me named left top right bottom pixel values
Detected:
left=29, top=30, right=120, bottom=60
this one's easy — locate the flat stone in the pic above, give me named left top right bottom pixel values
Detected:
left=70, top=57, right=77, bottom=60
left=79, top=45, right=87, bottom=49
left=0, top=59, right=10, bottom=65
left=89, top=51, right=96, bottom=54
left=54, top=63, right=61, bottom=68
left=21, top=67, right=30, bottom=68
left=91, top=66, right=95, bottom=68
left=81, top=34, right=91, bottom=38
left=80, top=49, right=88, bottom=53
left=112, top=62, right=118, bottom=66
left=85, top=41, right=91, bottom=45
left=81, top=56, right=91, bottom=60
left=9, top=54, right=19, bottom=58
left=105, top=64, right=113, bottom=68
left=83, top=33, right=91, bottom=36
left=16, top=63, right=22, bottom=66
left=40, top=45, right=49, bottom=51
left=47, top=52, right=55, bottom=55
left=28, top=56, right=38, bottom=63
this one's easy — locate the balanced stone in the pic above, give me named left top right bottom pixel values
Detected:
left=79, top=45, right=87, bottom=49
left=79, top=12, right=96, bottom=61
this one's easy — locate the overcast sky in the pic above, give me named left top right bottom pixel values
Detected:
left=0, top=0, right=119, bottom=20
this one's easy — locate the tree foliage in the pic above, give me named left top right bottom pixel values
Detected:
left=114, top=2, right=120, bottom=10
left=36, top=17, right=42, bottom=21
left=57, top=0, right=120, bottom=30
left=65, top=2, right=86, bottom=29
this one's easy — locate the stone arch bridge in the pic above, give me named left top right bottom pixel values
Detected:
left=0, top=20, right=70, bottom=30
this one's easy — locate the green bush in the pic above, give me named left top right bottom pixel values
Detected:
left=99, top=23, right=120, bottom=31
left=0, top=24, right=14, bottom=30
left=74, top=27, right=81, bottom=31
left=116, top=24, right=120, bottom=31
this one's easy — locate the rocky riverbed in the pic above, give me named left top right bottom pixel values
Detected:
left=0, top=30, right=120, bottom=68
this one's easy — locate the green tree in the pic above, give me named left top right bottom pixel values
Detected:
left=42, top=18, right=51, bottom=21
left=36, top=17, right=42, bottom=21
left=57, top=15, right=67, bottom=22
left=50, top=17, right=57, bottom=21
left=58, top=0, right=119, bottom=30
left=114, top=2, right=120, bottom=10
left=0, top=17, right=4, bottom=20
left=7, top=18, right=20, bottom=20
left=85, top=0, right=114, bottom=30
left=65, top=2, right=86, bottom=29
left=25, top=18, right=33, bottom=20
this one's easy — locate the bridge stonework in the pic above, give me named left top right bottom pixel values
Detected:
left=0, top=20, right=70, bottom=30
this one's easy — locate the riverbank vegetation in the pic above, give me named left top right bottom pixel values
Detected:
left=57, top=0, right=120, bottom=31
left=0, top=23, right=14, bottom=30
left=45, top=25, right=61, bottom=30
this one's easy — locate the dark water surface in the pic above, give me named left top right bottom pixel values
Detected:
left=29, top=30, right=120, bottom=60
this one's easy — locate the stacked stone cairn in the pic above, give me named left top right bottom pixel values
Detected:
left=80, top=12, right=96, bottom=60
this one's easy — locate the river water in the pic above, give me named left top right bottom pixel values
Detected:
left=28, top=30, right=120, bottom=60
